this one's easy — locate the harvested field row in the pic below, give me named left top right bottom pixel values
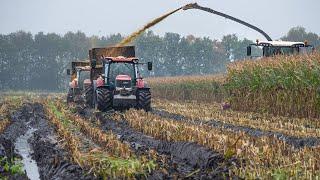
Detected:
left=44, top=99, right=155, bottom=178
left=152, top=108, right=320, bottom=148
left=52, top=99, right=134, bottom=158
left=0, top=97, right=27, bottom=179
left=120, top=108, right=320, bottom=179
left=71, top=101, right=235, bottom=179
left=0, top=96, right=23, bottom=133
left=29, top=102, right=95, bottom=179
left=153, top=99, right=320, bottom=139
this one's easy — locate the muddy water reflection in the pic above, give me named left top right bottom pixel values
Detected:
left=14, top=128, right=40, bottom=180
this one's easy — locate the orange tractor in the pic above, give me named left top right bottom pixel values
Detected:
left=68, top=46, right=152, bottom=111
left=67, top=61, right=91, bottom=103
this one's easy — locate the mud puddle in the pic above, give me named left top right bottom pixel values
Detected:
left=152, top=108, right=320, bottom=149
left=76, top=105, right=237, bottom=179
left=14, top=128, right=40, bottom=180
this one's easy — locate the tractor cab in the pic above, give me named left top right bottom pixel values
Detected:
left=247, top=40, right=314, bottom=58
left=74, top=66, right=91, bottom=89
left=100, top=56, right=142, bottom=90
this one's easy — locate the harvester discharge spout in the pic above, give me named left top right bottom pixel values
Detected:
left=183, top=3, right=273, bottom=41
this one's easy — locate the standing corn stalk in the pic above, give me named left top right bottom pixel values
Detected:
left=226, top=53, right=320, bottom=118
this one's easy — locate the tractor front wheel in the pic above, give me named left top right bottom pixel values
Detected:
left=96, top=87, right=113, bottom=111
left=137, top=90, right=151, bottom=111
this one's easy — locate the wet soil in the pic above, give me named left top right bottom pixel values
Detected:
left=0, top=102, right=94, bottom=180
left=15, top=128, right=40, bottom=180
left=76, top=106, right=238, bottom=179
left=152, top=109, right=320, bottom=149
left=0, top=137, right=29, bottom=180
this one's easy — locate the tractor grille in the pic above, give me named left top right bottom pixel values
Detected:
left=116, top=80, right=131, bottom=88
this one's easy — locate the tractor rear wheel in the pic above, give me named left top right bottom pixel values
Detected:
left=84, top=86, right=93, bottom=107
left=96, top=87, right=113, bottom=111
left=137, top=90, right=151, bottom=111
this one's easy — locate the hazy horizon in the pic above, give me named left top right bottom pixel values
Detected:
left=1, top=0, right=319, bottom=41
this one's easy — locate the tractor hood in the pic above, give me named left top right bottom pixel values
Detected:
left=115, top=75, right=132, bottom=81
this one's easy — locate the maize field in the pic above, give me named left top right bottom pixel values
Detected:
left=149, top=52, right=320, bottom=119
left=148, top=74, right=226, bottom=103
left=227, top=53, right=320, bottom=118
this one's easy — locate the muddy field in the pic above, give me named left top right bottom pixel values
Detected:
left=0, top=96, right=236, bottom=179
left=0, top=100, right=94, bottom=179
left=1, top=94, right=320, bottom=179
left=76, top=106, right=237, bottom=179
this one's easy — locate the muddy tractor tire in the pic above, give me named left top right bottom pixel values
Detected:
left=67, top=89, right=74, bottom=103
left=96, top=87, right=113, bottom=111
left=84, top=86, right=94, bottom=107
left=137, top=90, right=151, bottom=111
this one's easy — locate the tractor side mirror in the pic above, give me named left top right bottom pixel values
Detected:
left=247, top=46, right=252, bottom=56
left=91, top=59, right=96, bottom=68
left=67, top=69, right=71, bottom=75
left=147, top=62, right=153, bottom=71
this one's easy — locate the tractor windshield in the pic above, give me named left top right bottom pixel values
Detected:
left=263, top=46, right=299, bottom=57
left=78, top=70, right=90, bottom=89
left=109, top=62, right=135, bottom=82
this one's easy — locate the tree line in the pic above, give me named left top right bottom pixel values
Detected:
left=0, top=27, right=319, bottom=91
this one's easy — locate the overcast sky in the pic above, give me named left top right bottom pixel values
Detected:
left=1, top=0, right=319, bottom=41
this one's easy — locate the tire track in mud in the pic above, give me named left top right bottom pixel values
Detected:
left=0, top=102, right=94, bottom=180
left=76, top=106, right=238, bottom=179
left=151, top=108, right=320, bottom=149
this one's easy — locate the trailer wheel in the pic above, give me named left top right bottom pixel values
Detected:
left=84, top=86, right=94, bottom=107
left=96, top=87, right=113, bottom=111
left=67, top=88, right=74, bottom=103
left=137, top=90, right=151, bottom=111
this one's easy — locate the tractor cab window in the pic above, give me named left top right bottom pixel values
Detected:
left=78, top=70, right=90, bottom=89
left=299, top=46, right=314, bottom=54
left=263, top=46, right=299, bottom=57
left=109, top=62, right=135, bottom=84
left=249, top=45, right=263, bottom=58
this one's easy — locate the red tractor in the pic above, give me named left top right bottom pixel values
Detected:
left=83, top=46, right=152, bottom=111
